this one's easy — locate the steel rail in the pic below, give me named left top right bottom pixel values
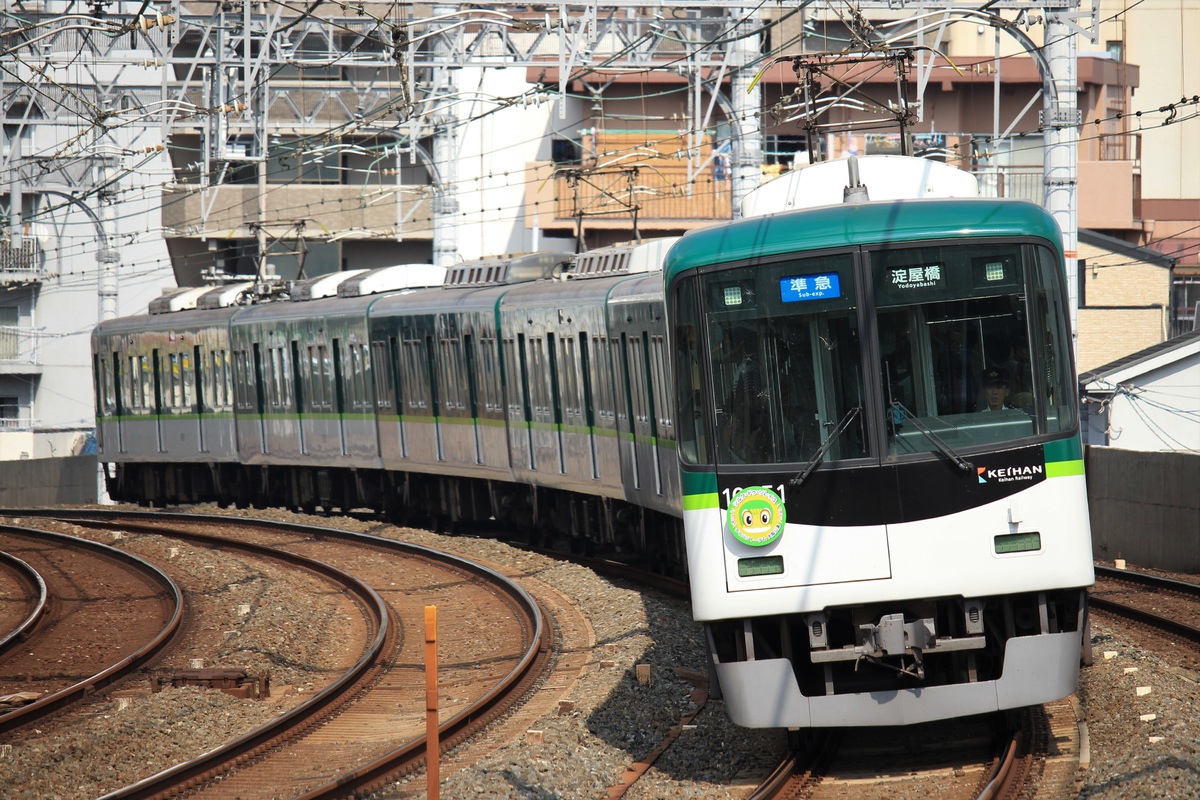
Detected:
left=0, top=548, right=48, bottom=657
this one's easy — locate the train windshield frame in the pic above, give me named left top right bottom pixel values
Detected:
left=670, top=237, right=1077, bottom=469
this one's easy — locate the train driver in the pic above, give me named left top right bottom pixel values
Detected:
left=980, top=368, right=1014, bottom=412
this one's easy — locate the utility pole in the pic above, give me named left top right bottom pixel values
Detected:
left=729, top=10, right=763, bottom=219
left=430, top=4, right=461, bottom=269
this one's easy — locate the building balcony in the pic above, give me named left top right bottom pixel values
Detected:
left=0, top=326, right=42, bottom=374
left=162, top=183, right=434, bottom=240
left=0, top=239, right=46, bottom=283
left=526, top=161, right=732, bottom=234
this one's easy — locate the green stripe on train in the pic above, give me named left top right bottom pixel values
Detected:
left=1044, top=437, right=1085, bottom=478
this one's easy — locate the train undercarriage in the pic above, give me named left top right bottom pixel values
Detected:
left=103, top=461, right=687, bottom=574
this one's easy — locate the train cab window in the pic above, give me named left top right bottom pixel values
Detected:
left=871, top=242, right=1073, bottom=456
left=1033, top=246, right=1078, bottom=434
left=701, top=253, right=865, bottom=467
left=671, top=277, right=709, bottom=464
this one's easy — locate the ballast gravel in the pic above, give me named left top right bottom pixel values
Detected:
left=1, top=508, right=1198, bottom=800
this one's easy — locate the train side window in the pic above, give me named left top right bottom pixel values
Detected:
left=291, top=341, right=305, bottom=413
left=592, top=336, right=612, bottom=425
left=463, top=335, right=480, bottom=418
left=671, top=276, right=708, bottom=464
left=387, top=337, right=404, bottom=416
left=92, top=354, right=103, bottom=417
left=439, top=336, right=461, bottom=413
left=269, top=347, right=283, bottom=408
left=350, top=344, right=365, bottom=410
left=360, top=344, right=372, bottom=412
left=402, top=339, right=423, bottom=411
left=102, top=352, right=118, bottom=414
left=371, top=341, right=393, bottom=409
left=183, top=350, right=195, bottom=410
left=320, top=345, right=333, bottom=409
left=650, top=334, right=671, bottom=438
left=548, top=333, right=564, bottom=426
left=424, top=335, right=440, bottom=417
left=232, top=351, right=246, bottom=410
left=112, top=352, right=125, bottom=416
left=165, top=353, right=179, bottom=410
left=578, top=335, right=596, bottom=425
left=190, top=347, right=201, bottom=411
left=479, top=335, right=499, bottom=414
left=516, top=334, right=533, bottom=423
left=561, top=335, right=579, bottom=418
left=129, top=355, right=141, bottom=409
left=307, top=346, right=321, bottom=409
left=210, top=351, right=221, bottom=408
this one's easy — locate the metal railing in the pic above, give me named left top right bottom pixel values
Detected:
left=0, top=326, right=42, bottom=366
left=553, top=166, right=732, bottom=222
left=973, top=169, right=1044, bottom=204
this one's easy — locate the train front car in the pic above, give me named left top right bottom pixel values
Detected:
left=666, top=193, right=1094, bottom=728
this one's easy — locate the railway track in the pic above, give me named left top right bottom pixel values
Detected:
left=6, top=510, right=551, bottom=799
left=0, top=524, right=183, bottom=734
left=745, top=699, right=1084, bottom=800
left=1090, top=565, right=1200, bottom=644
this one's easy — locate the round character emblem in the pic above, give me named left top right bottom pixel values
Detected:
left=726, top=486, right=786, bottom=547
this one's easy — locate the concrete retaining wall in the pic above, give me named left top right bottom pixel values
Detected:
left=0, top=455, right=99, bottom=507
left=1086, top=446, right=1200, bottom=572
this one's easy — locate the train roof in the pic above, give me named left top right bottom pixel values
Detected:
left=663, top=198, right=1063, bottom=285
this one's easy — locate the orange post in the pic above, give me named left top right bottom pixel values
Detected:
left=425, top=605, right=439, bottom=799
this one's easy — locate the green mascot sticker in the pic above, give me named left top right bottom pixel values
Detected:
left=726, top=486, right=786, bottom=547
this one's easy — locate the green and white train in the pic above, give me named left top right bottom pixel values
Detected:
left=94, top=156, right=1094, bottom=727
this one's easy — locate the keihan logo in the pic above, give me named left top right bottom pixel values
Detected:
left=977, top=464, right=1045, bottom=485
left=726, top=486, right=786, bottom=547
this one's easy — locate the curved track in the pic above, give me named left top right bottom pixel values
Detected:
left=747, top=702, right=1082, bottom=800
left=0, top=548, right=47, bottom=658
left=0, top=524, right=183, bottom=734
left=19, top=510, right=551, bottom=800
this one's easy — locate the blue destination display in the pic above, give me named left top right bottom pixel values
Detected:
left=780, top=272, right=840, bottom=302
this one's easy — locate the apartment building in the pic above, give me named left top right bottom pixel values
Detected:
left=3, top=1, right=1193, bottom=463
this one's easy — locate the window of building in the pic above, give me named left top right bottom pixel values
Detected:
left=0, top=395, right=18, bottom=423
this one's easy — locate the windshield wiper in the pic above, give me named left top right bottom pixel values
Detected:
left=789, top=405, right=861, bottom=487
left=889, top=401, right=974, bottom=473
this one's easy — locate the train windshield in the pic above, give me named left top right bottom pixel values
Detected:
left=671, top=239, right=1076, bottom=468
left=687, top=252, right=869, bottom=466
left=873, top=241, right=1076, bottom=458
